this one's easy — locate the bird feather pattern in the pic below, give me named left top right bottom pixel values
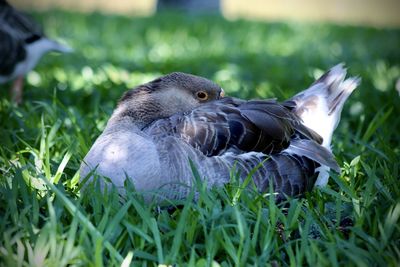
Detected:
left=80, top=65, right=360, bottom=202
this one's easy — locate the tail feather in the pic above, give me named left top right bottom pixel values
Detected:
left=286, top=64, right=360, bottom=187
left=284, top=139, right=340, bottom=172
left=327, top=77, right=360, bottom=116
left=288, top=63, right=360, bottom=149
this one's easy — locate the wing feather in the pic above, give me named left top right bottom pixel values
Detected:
left=0, top=29, right=26, bottom=76
left=144, top=96, right=339, bottom=200
left=146, top=97, right=305, bottom=156
left=0, top=2, right=43, bottom=41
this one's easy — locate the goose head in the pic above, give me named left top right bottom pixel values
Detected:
left=111, top=72, right=225, bottom=129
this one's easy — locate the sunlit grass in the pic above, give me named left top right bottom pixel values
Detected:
left=0, top=11, right=399, bottom=266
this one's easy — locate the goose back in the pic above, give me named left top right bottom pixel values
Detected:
left=144, top=96, right=338, bottom=200
left=81, top=65, right=358, bottom=202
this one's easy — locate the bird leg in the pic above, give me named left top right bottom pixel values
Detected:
left=11, top=76, right=24, bottom=104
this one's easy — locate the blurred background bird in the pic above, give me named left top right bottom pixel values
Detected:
left=0, top=0, right=72, bottom=104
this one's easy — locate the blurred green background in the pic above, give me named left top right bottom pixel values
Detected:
left=0, top=3, right=398, bottom=179
left=10, top=0, right=400, bottom=28
left=0, top=1, right=400, bottom=265
left=1, top=1, right=399, bottom=163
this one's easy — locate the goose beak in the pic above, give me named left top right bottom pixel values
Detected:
left=219, top=88, right=225, bottom=98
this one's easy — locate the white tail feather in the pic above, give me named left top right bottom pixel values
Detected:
left=290, top=64, right=360, bottom=186
left=292, top=64, right=360, bottom=149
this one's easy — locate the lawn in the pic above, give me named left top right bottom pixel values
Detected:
left=0, top=10, right=399, bottom=266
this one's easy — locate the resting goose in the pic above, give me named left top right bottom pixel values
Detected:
left=80, top=64, right=360, bottom=202
left=0, top=0, right=72, bottom=103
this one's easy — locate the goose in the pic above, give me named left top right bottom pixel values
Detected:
left=80, top=64, right=360, bottom=202
left=0, top=0, right=72, bottom=103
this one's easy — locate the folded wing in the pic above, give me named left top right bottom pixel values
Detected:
left=146, top=97, right=323, bottom=157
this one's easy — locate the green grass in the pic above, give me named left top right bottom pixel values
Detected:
left=1, top=11, right=400, bottom=266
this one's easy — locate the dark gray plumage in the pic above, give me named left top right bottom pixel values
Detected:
left=0, top=0, right=72, bottom=103
left=80, top=65, right=360, bottom=202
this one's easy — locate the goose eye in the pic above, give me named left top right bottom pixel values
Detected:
left=196, top=91, right=208, bottom=101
